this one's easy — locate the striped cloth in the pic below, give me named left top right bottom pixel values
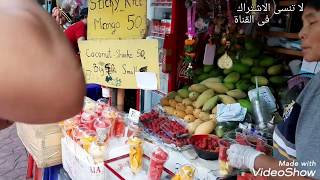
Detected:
left=273, top=101, right=300, bottom=161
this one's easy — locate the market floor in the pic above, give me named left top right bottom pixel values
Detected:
left=0, top=124, right=27, bottom=180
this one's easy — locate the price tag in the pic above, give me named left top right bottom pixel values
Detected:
left=128, top=108, right=141, bottom=124
left=102, top=87, right=111, bottom=98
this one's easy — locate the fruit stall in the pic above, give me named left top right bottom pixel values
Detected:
left=20, top=0, right=314, bottom=180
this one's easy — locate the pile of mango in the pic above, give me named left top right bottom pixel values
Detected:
left=160, top=77, right=252, bottom=135
left=194, top=56, right=288, bottom=89
left=161, top=55, right=288, bottom=136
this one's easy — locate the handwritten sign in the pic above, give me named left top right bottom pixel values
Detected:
left=128, top=108, right=141, bottom=124
left=87, top=0, right=147, bottom=39
left=79, top=39, right=159, bottom=89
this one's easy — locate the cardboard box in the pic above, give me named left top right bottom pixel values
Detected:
left=61, top=136, right=106, bottom=180
left=16, top=122, right=62, bottom=168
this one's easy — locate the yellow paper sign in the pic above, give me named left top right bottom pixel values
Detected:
left=87, top=0, right=147, bottom=40
left=79, top=39, right=159, bottom=89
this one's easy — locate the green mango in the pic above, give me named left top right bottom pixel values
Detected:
left=224, top=72, right=241, bottom=83
left=177, top=89, right=190, bottom=98
left=269, top=76, right=288, bottom=85
left=215, top=122, right=239, bottom=138
left=209, top=69, right=222, bottom=77
left=244, top=49, right=260, bottom=58
left=198, top=73, right=210, bottom=82
left=236, top=80, right=251, bottom=91
left=223, top=82, right=235, bottom=90
left=232, top=63, right=250, bottom=74
left=251, top=76, right=269, bottom=86
left=251, top=67, right=266, bottom=76
left=202, top=96, right=219, bottom=112
left=167, top=91, right=177, bottom=99
left=194, top=68, right=203, bottom=76
left=267, top=64, right=283, bottom=75
left=203, top=65, right=214, bottom=73
left=242, top=74, right=252, bottom=80
left=189, top=92, right=200, bottom=101
left=241, top=57, right=254, bottom=66
left=238, top=99, right=253, bottom=113
left=259, top=56, right=276, bottom=67
left=223, top=68, right=233, bottom=75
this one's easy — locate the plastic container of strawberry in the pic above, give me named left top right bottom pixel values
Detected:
left=190, top=134, right=220, bottom=160
left=160, top=121, right=189, bottom=139
left=140, top=112, right=191, bottom=151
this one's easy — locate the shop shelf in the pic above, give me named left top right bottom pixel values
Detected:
left=279, top=0, right=298, bottom=7
left=151, top=2, right=172, bottom=8
left=149, top=35, right=165, bottom=40
left=150, top=31, right=166, bottom=38
left=265, top=47, right=303, bottom=57
left=259, top=31, right=299, bottom=39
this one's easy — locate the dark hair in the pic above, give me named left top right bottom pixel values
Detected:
left=79, top=8, right=88, bottom=19
left=306, top=0, right=320, bottom=11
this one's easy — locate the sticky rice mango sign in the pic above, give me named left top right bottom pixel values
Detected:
left=87, top=0, right=147, bottom=39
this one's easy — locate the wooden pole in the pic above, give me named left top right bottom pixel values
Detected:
left=117, top=89, right=125, bottom=111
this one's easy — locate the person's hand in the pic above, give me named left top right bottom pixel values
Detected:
left=52, top=7, right=67, bottom=26
left=227, top=144, right=264, bottom=170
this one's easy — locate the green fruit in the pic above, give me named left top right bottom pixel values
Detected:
left=203, top=65, right=214, bottom=73
left=194, top=68, right=203, bottom=76
left=259, top=56, right=276, bottom=67
left=242, top=74, right=252, bottom=80
left=267, top=64, right=283, bottom=75
left=200, top=77, right=222, bottom=85
left=243, top=49, right=260, bottom=58
left=224, top=72, right=241, bottom=83
left=205, top=82, right=229, bottom=94
left=251, top=67, right=266, bottom=76
left=193, top=78, right=200, bottom=84
left=248, top=85, right=256, bottom=91
left=251, top=76, right=269, bottom=86
left=189, top=91, right=200, bottom=101
left=236, top=80, right=251, bottom=91
left=167, top=91, right=177, bottom=99
left=218, top=95, right=237, bottom=104
left=175, top=95, right=183, bottom=102
left=215, top=125, right=225, bottom=138
left=189, top=84, right=208, bottom=93
left=244, top=39, right=256, bottom=50
left=223, top=68, right=233, bottom=75
left=182, top=86, right=189, bottom=90
left=224, top=82, right=235, bottom=90
left=178, top=89, right=190, bottom=98
left=238, top=99, right=253, bottom=113
left=215, top=122, right=238, bottom=138
left=226, top=89, right=247, bottom=99
left=208, top=70, right=222, bottom=77
left=269, top=76, right=288, bottom=85
left=202, top=96, right=219, bottom=112
left=194, top=89, right=215, bottom=108
left=241, top=57, right=254, bottom=66
left=198, top=73, right=210, bottom=82
left=232, top=63, right=250, bottom=74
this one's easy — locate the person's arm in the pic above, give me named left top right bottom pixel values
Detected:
left=0, top=5, right=85, bottom=124
left=227, top=144, right=314, bottom=180
left=78, top=36, right=85, bottom=41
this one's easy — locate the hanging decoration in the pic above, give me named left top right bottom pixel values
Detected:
left=177, top=0, right=197, bottom=87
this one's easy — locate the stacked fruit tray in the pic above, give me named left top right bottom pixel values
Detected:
left=140, top=110, right=191, bottom=151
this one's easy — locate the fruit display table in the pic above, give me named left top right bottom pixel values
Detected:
left=62, top=135, right=224, bottom=180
